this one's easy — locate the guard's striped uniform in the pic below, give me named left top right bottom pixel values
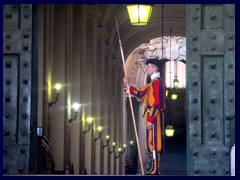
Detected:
left=129, top=77, right=167, bottom=175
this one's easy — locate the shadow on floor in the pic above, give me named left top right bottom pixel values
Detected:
left=160, top=144, right=187, bottom=176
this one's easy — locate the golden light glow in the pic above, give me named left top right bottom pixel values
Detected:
left=86, top=117, right=93, bottom=124
left=123, top=144, right=126, bottom=148
left=106, top=135, right=110, bottom=139
left=165, top=125, right=175, bottom=137
left=173, top=78, right=179, bottom=88
left=166, top=90, right=169, bottom=97
left=171, top=93, right=178, bottom=100
left=112, top=142, right=116, bottom=147
left=126, top=4, right=152, bottom=25
left=55, top=83, right=62, bottom=92
left=97, top=126, right=103, bottom=132
left=118, top=148, right=122, bottom=152
left=72, top=103, right=81, bottom=111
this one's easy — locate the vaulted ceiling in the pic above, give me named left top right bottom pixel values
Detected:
left=95, top=4, right=186, bottom=59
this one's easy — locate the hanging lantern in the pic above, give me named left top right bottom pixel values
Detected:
left=173, top=76, right=179, bottom=88
left=126, top=4, right=153, bottom=25
left=165, top=125, right=175, bottom=137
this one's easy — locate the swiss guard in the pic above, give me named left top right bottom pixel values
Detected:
left=123, top=58, right=167, bottom=175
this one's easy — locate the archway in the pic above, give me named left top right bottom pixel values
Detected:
left=124, top=36, right=187, bottom=175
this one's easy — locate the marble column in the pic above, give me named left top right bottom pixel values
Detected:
left=84, top=5, right=100, bottom=175
left=104, top=45, right=115, bottom=175
left=95, top=27, right=109, bottom=175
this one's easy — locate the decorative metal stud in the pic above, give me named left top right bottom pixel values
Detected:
left=211, top=169, right=216, bottom=174
left=211, top=151, right=216, bottom=155
left=23, top=33, right=29, bottom=38
left=22, top=113, right=27, bottom=119
left=228, top=80, right=234, bottom=85
left=3, top=149, right=8, bottom=154
left=192, top=63, right=198, bottom=69
left=229, top=34, right=234, bottom=40
left=194, top=169, right=199, bottom=174
left=23, top=96, right=28, bottom=102
left=24, top=14, right=29, bottom=18
left=193, top=15, right=198, bottom=20
left=210, top=80, right=215, bottom=85
left=23, top=79, right=28, bottom=85
left=193, top=132, right=198, bottom=137
left=5, top=114, right=9, bottom=119
left=192, top=81, right=198, bottom=86
left=193, top=115, right=198, bottom=120
left=210, top=15, right=216, bottom=20
left=211, top=46, right=216, bottom=51
left=228, top=46, right=233, bottom=51
left=6, top=80, right=11, bottom=85
left=192, top=46, right=198, bottom=51
left=5, top=13, right=12, bottom=19
left=210, top=114, right=215, bottom=120
left=5, top=45, right=11, bottom=50
left=228, top=63, right=234, bottom=69
left=5, top=61, right=12, bottom=68
left=20, top=148, right=25, bottom=154
left=209, top=63, right=216, bottom=69
left=192, top=98, right=198, bottom=104
left=18, top=168, right=24, bottom=173
left=22, top=132, right=27, bottom=137
left=6, top=33, right=11, bottom=39
left=4, top=131, right=10, bottom=136
left=210, top=133, right=216, bottom=138
left=210, top=98, right=216, bottom=104
left=5, top=96, right=10, bottom=103
left=23, top=45, right=29, bottom=51
left=192, top=151, right=198, bottom=156
left=23, top=62, right=28, bottom=68
left=192, top=36, right=198, bottom=41
left=210, top=34, right=216, bottom=40
left=225, top=151, right=229, bottom=156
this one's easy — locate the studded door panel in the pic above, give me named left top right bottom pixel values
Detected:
left=187, top=4, right=235, bottom=176
left=3, top=4, right=32, bottom=174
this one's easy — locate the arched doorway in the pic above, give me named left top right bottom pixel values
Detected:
left=124, top=36, right=187, bottom=175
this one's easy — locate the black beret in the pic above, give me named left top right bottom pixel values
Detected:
left=146, top=58, right=162, bottom=69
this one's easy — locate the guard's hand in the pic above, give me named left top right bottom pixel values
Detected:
left=123, top=76, right=129, bottom=86
left=146, top=122, right=153, bottom=130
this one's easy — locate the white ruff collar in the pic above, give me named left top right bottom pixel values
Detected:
left=150, top=72, right=160, bottom=80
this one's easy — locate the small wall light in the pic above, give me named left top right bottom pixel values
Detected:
left=116, top=144, right=126, bottom=159
left=69, top=103, right=81, bottom=123
left=49, top=83, right=62, bottom=107
left=122, top=144, right=126, bottom=153
left=129, top=141, right=134, bottom=147
left=83, top=117, right=93, bottom=134
left=110, top=142, right=116, bottom=154
left=103, top=135, right=110, bottom=148
left=94, top=126, right=103, bottom=141
left=115, top=148, right=122, bottom=159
